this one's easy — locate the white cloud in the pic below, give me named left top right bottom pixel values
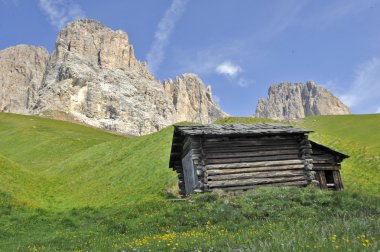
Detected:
left=171, top=39, right=252, bottom=76
left=146, top=0, right=189, bottom=75
left=376, top=106, right=380, bottom=113
left=38, top=0, right=85, bottom=29
left=216, top=61, right=242, bottom=78
left=339, top=57, right=380, bottom=113
left=215, top=61, right=252, bottom=88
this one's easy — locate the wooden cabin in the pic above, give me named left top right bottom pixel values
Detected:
left=310, top=141, right=348, bottom=190
left=169, top=124, right=348, bottom=195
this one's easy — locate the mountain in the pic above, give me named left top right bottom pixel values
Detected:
left=0, top=45, right=49, bottom=114
left=255, top=81, right=351, bottom=120
left=0, top=19, right=225, bottom=135
left=163, top=74, right=223, bottom=124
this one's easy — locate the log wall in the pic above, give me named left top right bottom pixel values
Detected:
left=178, top=134, right=313, bottom=194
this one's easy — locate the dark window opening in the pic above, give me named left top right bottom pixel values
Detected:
left=325, top=170, right=335, bottom=188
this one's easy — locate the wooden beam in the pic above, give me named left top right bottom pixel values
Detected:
left=203, top=145, right=300, bottom=154
left=205, top=149, right=300, bottom=159
left=214, top=180, right=309, bottom=191
left=207, top=164, right=306, bottom=175
left=204, top=135, right=298, bottom=142
left=317, top=171, right=327, bottom=189
left=206, top=159, right=304, bottom=169
left=206, top=154, right=301, bottom=165
left=333, top=170, right=344, bottom=191
left=312, top=160, right=339, bottom=164
left=203, top=140, right=299, bottom=148
left=208, top=170, right=305, bottom=181
left=208, top=175, right=306, bottom=188
left=312, top=165, right=341, bottom=170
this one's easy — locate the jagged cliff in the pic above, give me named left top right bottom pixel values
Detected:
left=0, top=19, right=225, bottom=135
left=0, top=45, right=49, bottom=114
left=255, top=81, right=351, bottom=120
left=163, top=74, right=223, bottom=123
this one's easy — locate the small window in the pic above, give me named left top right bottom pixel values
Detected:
left=325, top=170, right=335, bottom=189
left=325, top=170, right=334, bottom=183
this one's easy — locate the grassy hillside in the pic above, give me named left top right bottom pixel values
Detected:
left=0, top=113, right=379, bottom=251
left=0, top=113, right=177, bottom=208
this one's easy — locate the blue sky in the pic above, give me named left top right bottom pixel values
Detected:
left=1, top=0, right=379, bottom=116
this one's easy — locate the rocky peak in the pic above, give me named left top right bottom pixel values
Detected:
left=164, top=73, right=225, bottom=123
left=55, top=19, right=153, bottom=79
left=19, top=19, right=225, bottom=135
left=0, top=45, right=49, bottom=114
left=255, top=81, right=351, bottom=120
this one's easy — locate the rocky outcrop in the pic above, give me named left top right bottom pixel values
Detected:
left=255, top=81, right=351, bottom=120
left=32, top=20, right=172, bottom=135
left=0, top=45, right=49, bottom=114
left=54, top=19, right=153, bottom=79
left=0, top=19, right=225, bottom=135
left=164, top=73, right=225, bottom=124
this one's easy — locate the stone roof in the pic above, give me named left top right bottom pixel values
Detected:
left=174, top=123, right=311, bottom=136
left=310, top=140, right=349, bottom=159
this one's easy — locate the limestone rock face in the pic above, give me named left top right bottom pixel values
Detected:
left=55, top=19, right=153, bottom=79
left=164, top=73, right=226, bottom=124
left=0, top=45, right=48, bottom=114
left=28, top=19, right=224, bottom=135
left=255, top=81, right=351, bottom=120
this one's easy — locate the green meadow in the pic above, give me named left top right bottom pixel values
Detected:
left=0, top=113, right=379, bottom=251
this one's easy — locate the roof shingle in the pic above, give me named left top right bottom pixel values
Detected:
left=174, top=123, right=311, bottom=136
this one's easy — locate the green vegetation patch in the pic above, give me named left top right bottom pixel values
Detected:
left=0, top=113, right=177, bottom=208
left=0, top=186, right=378, bottom=251
left=0, top=113, right=379, bottom=251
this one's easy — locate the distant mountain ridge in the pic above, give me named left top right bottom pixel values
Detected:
left=0, top=19, right=225, bottom=135
left=255, top=81, right=351, bottom=120
left=0, top=19, right=352, bottom=133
